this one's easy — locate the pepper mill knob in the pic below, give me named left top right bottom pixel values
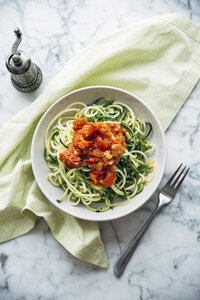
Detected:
left=5, top=28, right=43, bottom=93
left=12, top=55, right=21, bottom=65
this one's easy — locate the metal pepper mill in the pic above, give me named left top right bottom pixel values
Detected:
left=6, top=28, right=42, bottom=93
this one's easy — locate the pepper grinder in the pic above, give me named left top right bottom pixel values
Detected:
left=6, top=28, right=42, bottom=93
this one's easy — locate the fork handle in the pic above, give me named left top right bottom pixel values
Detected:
left=114, top=203, right=161, bottom=278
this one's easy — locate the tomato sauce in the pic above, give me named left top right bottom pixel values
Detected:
left=59, top=118, right=127, bottom=187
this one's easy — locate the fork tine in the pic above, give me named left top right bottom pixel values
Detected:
left=165, top=163, right=182, bottom=186
left=171, top=165, right=186, bottom=187
left=175, top=167, right=190, bottom=191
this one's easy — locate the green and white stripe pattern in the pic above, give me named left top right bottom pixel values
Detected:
left=44, top=98, right=155, bottom=212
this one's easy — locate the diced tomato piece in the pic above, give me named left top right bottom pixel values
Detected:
left=73, top=133, right=83, bottom=148
left=90, top=149, right=103, bottom=158
left=81, top=124, right=94, bottom=140
left=93, top=122, right=107, bottom=134
left=87, top=141, right=93, bottom=148
left=91, top=128, right=99, bottom=138
left=77, top=140, right=93, bottom=150
left=95, top=136, right=109, bottom=151
left=109, top=123, right=121, bottom=132
left=95, top=162, right=104, bottom=171
left=86, top=158, right=96, bottom=164
left=59, top=151, right=68, bottom=165
left=59, top=149, right=81, bottom=169
left=90, top=175, right=98, bottom=185
left=90, top=171, right=98, bottom=185
left=91, top=170, right=106, bottom=177
left=73, top=118, right=89, bottom=130
left=100, top=171, right=115, bottom=188
left=90, top=170, right=106, bottom=185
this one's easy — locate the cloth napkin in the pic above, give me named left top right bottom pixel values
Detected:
left=1, top=14, right=200, bottom=268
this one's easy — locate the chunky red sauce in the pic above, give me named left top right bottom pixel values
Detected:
left=59, top=118, right=126, bottom=187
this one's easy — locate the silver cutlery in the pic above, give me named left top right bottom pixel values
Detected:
left=114, top=163, right=190, bottom=278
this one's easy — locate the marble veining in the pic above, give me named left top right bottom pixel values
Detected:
left=1, top=0, right=200, bottom=299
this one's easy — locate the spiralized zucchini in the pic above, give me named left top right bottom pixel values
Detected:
left=44, top=98, right=155, bottom=212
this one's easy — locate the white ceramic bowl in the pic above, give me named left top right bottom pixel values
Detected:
left=31, top=86, right=166, bottom=221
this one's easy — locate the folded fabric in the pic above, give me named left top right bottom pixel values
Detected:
left=1, top=14, right=200, bottom=268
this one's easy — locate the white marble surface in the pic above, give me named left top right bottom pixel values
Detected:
left=1, top=0, right=200, bottom=299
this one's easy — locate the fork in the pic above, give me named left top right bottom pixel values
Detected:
left=114, top=164, right=190, bottom=278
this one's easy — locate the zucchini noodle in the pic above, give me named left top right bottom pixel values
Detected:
left=44, top=97, right=155, bottom=212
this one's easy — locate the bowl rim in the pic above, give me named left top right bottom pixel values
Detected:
left=31, top=85, right=166, bottom=221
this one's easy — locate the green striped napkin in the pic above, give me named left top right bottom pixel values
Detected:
left=1, top=14, right=200, bottom=268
